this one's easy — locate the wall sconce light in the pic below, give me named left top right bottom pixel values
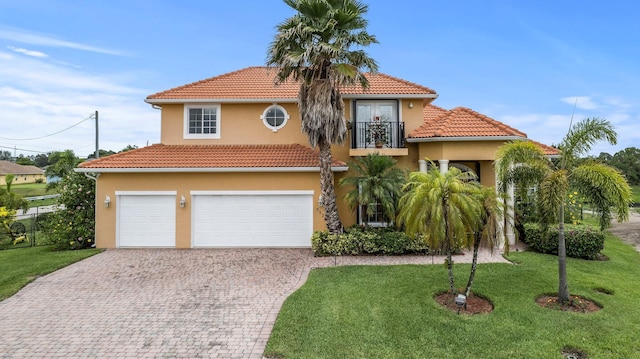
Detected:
left=408, top=102, right=414, bottom=109
left=180, top=195, right=186, bottom=208
left=104, top=195, right=111, bottom=208
left=317, top=195, right=324, bottom=208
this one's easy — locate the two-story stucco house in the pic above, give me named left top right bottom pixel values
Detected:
left=77, top=67, right=558, bottom=249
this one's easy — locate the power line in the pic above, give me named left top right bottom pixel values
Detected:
left=0, top=145, right=48, bottom=154
left=0, top=113, right=95, bottom=141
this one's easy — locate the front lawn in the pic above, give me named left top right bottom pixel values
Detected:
left=0, top=246, right=101, bottom=301
left=9, top=182, right=52, bottom=197
left=265, top=234, right=640, bottom=358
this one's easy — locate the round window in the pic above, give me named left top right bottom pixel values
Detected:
left=261, top=105, right=289, bottom=131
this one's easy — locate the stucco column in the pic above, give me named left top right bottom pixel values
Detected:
left=418, top=159, right=427, bottom=173
left=438, top=159, right=449, bottom=174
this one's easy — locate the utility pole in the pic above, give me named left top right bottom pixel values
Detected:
left=95, top=110, right=99, bottom=159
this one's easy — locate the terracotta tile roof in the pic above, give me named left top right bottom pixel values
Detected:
left=78, top=144, right=347, bottom=170
left=530, top=140, right=561, bottom=156
left=0, top=160, right=43, bottom=175
left=422, top=104, right=449, bottom=122
left=146, top=66, right=436, bottom=101
left=409, top=106, right=527, bottom=139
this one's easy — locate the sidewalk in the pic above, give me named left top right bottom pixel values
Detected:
left=16, top=205, right=61, bottom=220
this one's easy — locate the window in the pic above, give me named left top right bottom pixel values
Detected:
left=261, top=104, right=289, bottom=131
left=359, top=203, right=392, bottom=227
left=184, top=104, right=220, bottom=139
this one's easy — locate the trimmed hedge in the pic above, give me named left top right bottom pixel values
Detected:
left=522, top=223, right=605, bottom=260
left=311, top=226, right=430, bottom=256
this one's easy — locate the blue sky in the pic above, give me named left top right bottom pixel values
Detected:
left=0, top=0, right=638, bottom=158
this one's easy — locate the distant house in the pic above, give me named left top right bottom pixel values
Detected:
left=0, top=160, right=45, bottom=185
left=77, top=67, right=559, bottom=249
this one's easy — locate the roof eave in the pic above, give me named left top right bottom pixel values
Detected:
left=406, top=135, right=526, bottom=143
left=75, top=166, right=348, bottom=173
left=145, top=93, right=438, bottom=105
left=145, top=98, right=298, bottom=105
left=343, top=93, right=438, bottom=100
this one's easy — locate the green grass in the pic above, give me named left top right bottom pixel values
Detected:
left=632, top=185, right=640, bottom=203
left=0, top=246, right=101, bottom=301
left=9, top=182, right=51, bottom=197
left=9, top=183, right=59, bottom=206
left=265, top=235, right=640, bottom=358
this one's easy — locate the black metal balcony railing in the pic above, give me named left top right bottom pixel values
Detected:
left=351, top=121, right=405, bottom=149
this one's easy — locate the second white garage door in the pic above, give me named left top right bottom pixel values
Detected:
left=191, top=191, right=313, bottom=247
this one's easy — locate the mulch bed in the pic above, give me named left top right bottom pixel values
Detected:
left=434, top=292, right=493, bottom=314
left=536, top=294, right=601, bottom=313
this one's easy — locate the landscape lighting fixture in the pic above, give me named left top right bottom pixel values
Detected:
left=455, top=294, right=467, bottom=314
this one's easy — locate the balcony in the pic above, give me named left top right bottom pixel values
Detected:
left=349, top=121, right=408, bottom=156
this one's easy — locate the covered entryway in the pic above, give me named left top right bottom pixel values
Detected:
left=191, top=191, right=313, bottom=247
left=116, top=191, right=176, bottom=247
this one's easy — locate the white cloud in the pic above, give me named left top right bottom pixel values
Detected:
left=0, top=25, right=128, bottom=56
left=7, top=46, right=48, bottom=58
left=0, top=47, right=157, bottom=156
left=561, top=96, right=599, bottom=110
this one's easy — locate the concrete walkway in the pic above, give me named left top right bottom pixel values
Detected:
left=0, top=247, right=511, bottom=358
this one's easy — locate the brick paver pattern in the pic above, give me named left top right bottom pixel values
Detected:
left=0, top=248, right=509, bottom=358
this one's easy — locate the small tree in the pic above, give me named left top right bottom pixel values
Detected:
left=0, top=175, right=29, bottom=213
left=45, top=150, right=81, bottom=190
left=397, top=165, right=481, bottom=294
left=496, top=118, right=632, bottom=304
left=339, top=154, right=405, bottom=226
left=464, top=186, right=504, bottom=297
left=43, top=171, right=95, bottom=250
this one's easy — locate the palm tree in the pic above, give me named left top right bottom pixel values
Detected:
left=464, top=186, right=504, bottom=297
left=266, top=0, right=378, bottom=234
left=397, top=165, right=482, bottom=294
left=339, top=153, right=405, bottom=226
left=0, top=174, right=29, bottom=213
left=496, top=118, right=632, bottom=304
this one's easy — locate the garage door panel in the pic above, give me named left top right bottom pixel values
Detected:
left=118, top=194, right=176, bottom=247
left=192, top=192, right=312, bottom=247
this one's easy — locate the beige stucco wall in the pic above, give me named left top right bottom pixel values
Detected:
left=96, top=171, right=357, bottom=248
left=0, top=173, right=45, bottom=185
left=160, top=102, right=310, bottom=146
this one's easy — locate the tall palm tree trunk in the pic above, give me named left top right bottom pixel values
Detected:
left=558, top=204, right=570, bottom=303
left=318, top=138, right=343, bottom=234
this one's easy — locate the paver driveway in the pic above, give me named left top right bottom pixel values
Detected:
left=0, top=248, right=509, bottom=358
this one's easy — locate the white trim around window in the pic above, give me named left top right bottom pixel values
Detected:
left=260, top=104, right=290, bottom=132
left=184, top=104, right=221, bottom=139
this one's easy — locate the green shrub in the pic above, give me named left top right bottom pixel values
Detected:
left=42, top=172, right=95, bottom=250
left=311, top=226, right=430, bottom=256
left=35, top=178, right=44, bottom=184
left=522, top=223, right=605, bottom=260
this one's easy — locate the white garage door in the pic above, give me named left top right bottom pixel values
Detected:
left=117, top=192, right=176, bottom=247
left=192, top=191, right=313, bottom=247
